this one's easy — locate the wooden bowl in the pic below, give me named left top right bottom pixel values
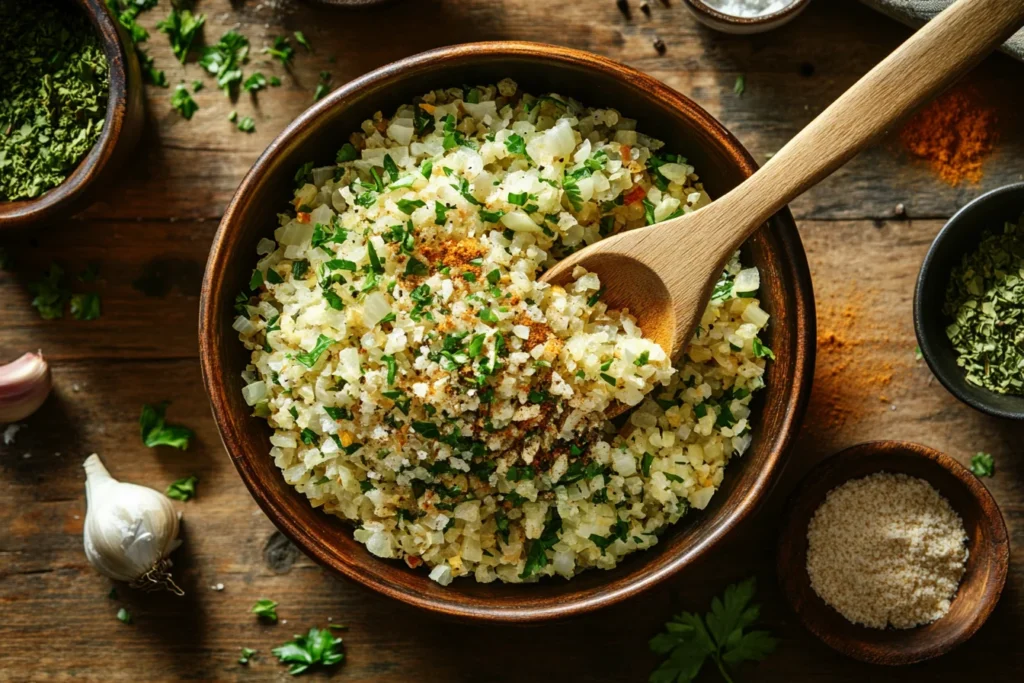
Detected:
left=682, top=0, right=812, bottom=34
left=199, top=41, right=816, bottom=622
left=777, top=441, right=1009, bottom=665
left=914, top=182, right=1024, bottom=420
left=0, top=0, right=144, bottom=231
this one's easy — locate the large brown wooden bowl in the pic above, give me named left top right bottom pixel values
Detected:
left=777, top=441, right=1010, bottom=665
left=0, top=0, right=144, bottom=231
left=199, top=42, right=816, bottom=622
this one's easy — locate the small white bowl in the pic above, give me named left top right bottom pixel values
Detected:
left=683, top=0, right=812, bottom=34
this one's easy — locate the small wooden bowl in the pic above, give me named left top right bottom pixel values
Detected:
left=200, top=41, right=816, bottom=622
left=682, top=0, right=812, bottom=34
left=0, top=0, right=144, bottom=231
left=777, top=441, right=1009, bottom=665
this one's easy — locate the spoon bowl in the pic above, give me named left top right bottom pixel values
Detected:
left=545, top=242, right=677, bottom=357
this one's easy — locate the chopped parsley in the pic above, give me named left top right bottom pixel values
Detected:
left=272, top=626, right=345, bottom=676
left=263, top=35, right=294, bottom=66
left=295, top=334, right=336, bottom=368
left=140, top=401, right=194, bottom=450
left=970, top=452, right=994, bottom=477
left=165, top=475, right=198, bottom=501
left=251, top=598, right=279, bottom=622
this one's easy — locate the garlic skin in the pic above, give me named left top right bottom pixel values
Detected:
left=0, top=352, right=52, bottom=423
left=83, top=454, right=184, bottom=594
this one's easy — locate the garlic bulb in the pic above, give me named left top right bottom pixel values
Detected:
left=0, top=351, right=52, bottom=423
left=83, top=454, right=185, bottom=595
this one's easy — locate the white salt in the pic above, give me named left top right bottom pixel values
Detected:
left=703, top=0, right=793, bottom=18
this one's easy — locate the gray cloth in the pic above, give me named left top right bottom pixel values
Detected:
left=860, top=0, right=1024, bottom=62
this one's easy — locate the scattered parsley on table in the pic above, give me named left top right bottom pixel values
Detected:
left=734, top=75, right=746, bottom=96
left=272, top=626, right=344, bottom=676
left=156, top=6, right=206, bottom=64
left=251, top=598, right=279, bottom=622
left=140, top=402, right=195, bottom=450
left=970, top=452, right=994, bottom=477
left=171, top=83, right=199, bottom=120
left=70, top=292, right=102, bottom=321
left=166, top=475, right=199, bottom=501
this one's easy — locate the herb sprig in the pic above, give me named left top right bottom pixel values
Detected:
left=649, top=578, right=777, bottom=683
left=272, top=626, right=345, bottom=675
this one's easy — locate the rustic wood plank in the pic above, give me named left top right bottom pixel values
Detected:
left=66, top=0, right=1023, bottom=223
left=0, top=219, right=213, bottom=360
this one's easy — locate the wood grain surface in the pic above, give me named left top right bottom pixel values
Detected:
left=2, top=0, right=1023, bottom=680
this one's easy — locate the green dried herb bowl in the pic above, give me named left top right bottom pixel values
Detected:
left=0, top=0, right=144, bottom=231
left=914, top=182, right=1024, bottom=420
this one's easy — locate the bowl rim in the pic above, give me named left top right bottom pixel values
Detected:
left=683, top=0, right=812, bottom=25
left=199, top=40, right=816, bottom=621
left=0, top=0, right=133, bottom=228
left=776, top=440, right=1010, bottom=665
left=913, top=181, right=1024, bottom=420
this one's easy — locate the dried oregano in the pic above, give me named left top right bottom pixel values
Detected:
left=944, top=217, right=1024, bottom=394
left=0, top=0, right=109, bottom=201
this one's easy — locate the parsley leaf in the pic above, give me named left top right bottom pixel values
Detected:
left=29, top=264, right=70, bottom=319
left=272, top=626, right=345, bottom=676
left=156, top=7, right=205, bottom=64
left=313, top=70, right=331, bottom=102
left=752, top=338, right=775, bottom=360
left=239, top=647, right=257, bottom=665
left=519, top=510, right=562, bottom=578
left=198, top=30, right=249, bottom=95
left=243, top=71, right=267, bottom=92
left=295, top=334, right=335, bottom=368
left=734, top=75, right=746, bottom=97
left=336, top=143, right=358, bottom=163
left=139, top=401, right=194, bottom=450
left=262, top=35, right=294, bottom=67
left=166, top=475, right=198, bottom=501
left=70, top=292, right=101, bottom=320
left=970, top=452, right=994, bottom=477
left=116, top=607, right=132, bottom=624
left=294, top=30, right=312, bottom=51
left=171, top=83, right=199, bottom=120
left=251, top=598, right=279, bottom=622
left=649, top=577, right=777, bottom=683
left=237, top=116, right=255, bottom=133
left=504, top=133, right=528, bottom=156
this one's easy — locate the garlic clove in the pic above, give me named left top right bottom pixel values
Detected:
left=82, top=454, right=184, bottom=595
left=0, top=351, right=52, bottom=423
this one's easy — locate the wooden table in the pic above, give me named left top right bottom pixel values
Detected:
left=2, top=0, right=1022, bottom=680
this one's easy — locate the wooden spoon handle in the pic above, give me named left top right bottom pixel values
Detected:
left=706, top=0, right=1024, bottom=253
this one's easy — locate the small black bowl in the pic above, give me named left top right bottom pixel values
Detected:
left=914, top=182, right=1024, bottom=420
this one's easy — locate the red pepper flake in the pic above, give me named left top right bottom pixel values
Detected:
left=620, top=144, right=632, bottom=160
left=296, top=212, right=311, bottom=224
left=404, top=555, right=423, bottom=569
left=623, top=184, right=647, bottom=205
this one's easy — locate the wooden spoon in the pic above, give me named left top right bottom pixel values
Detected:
left=543, top=0, right=1024, bottom=362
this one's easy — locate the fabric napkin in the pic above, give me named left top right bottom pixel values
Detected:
left=859, top=0, right=1024, bottom=62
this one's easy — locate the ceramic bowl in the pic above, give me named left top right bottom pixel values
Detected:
left=914, top=182, right=1024, bottom=420
left=778, top=441, right=1009, bottom=665
left=199, top=41, right=815, bottom=622
left=0, top=0, right=144, bottom=231
left=682, top=0, right=813, bottom=34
